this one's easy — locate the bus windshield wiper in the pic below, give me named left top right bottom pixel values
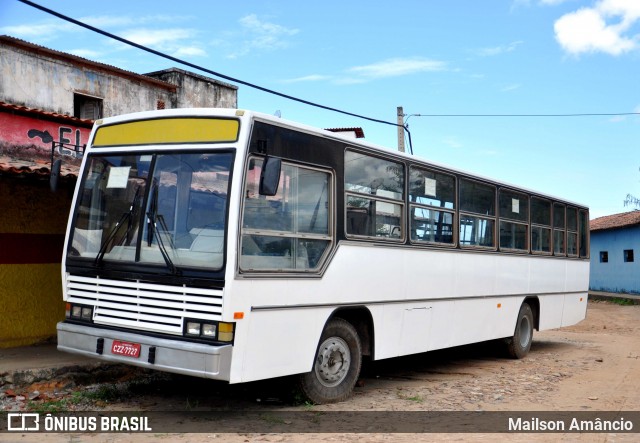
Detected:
left=146, top=183, right=180, bottom=275
left=94, top=186, right=140, bottom=267
left=146, top=211, right=180, bottom=275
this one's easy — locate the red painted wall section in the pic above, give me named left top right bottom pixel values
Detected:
left=0, top=111, right=92, bottom=149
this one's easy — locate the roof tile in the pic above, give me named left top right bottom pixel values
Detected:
left=590, top=211, right=640, bottom=231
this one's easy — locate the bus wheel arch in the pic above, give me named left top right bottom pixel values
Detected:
left=505, top=300, right=535, bottom=359
left=524, top=296, right=540, bottom=331
left=330, top=307, right=374, bottom=358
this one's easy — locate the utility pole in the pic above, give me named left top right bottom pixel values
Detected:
left=397, top=106, right=405, bottom=153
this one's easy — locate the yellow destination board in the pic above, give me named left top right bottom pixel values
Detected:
left=92, top=118, right=240, bottom=146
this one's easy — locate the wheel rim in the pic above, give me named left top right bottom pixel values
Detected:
left=519, top=315, right=532, bottom=348
left=314, top=336, right=351, bottom=388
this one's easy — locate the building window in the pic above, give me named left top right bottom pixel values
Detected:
left=624, top=249, right=634, bottom=263
left=599, top=251, right=608, bottom=263
left=157, top=100, right=166, bottom=110
left=74, top=93, right=103, bottom=120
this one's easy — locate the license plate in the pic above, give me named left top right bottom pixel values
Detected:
left=111, top=340, right=141, bottom=358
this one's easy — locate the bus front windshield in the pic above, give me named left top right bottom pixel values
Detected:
left=68, top=151, right=233, bottom=272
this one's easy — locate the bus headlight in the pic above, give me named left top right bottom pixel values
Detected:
left=186, top=322, right=201, bottom=335
left=183, top=319, right=233, bottom=342
left=66, top=303, right=94, bottom=322
left=202, top=324, right=216, bottom=337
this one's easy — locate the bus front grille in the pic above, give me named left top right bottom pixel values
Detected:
left=65, top=274, right=224, bottom=335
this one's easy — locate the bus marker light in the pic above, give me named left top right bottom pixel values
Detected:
left=218, top=322, right=234, bottom=342
left=497, top=303, right=502, bottom=308
left=234, top=312, right=244, bottom=320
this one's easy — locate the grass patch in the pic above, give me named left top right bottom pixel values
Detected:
left=396, top=391, right=424, bottom=403
left=607, top=297, right=636, bottom=306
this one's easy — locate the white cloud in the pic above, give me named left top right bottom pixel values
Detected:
left=283, top=57, right=448, bottom=85
left=0, top=22, right=76, bottom=39
left=477, top=41, right=523, bottom=57
left=554, top=0, right=640, bottom=55
left=67, top=48, right=102, bottom=59
left=227, top=14, right=299, bottom=58
left=501, top=83, right=522, bottom=92
left=511, top=0, right=572, bottom=10
left=173, top=46, right=207, bottom=57
left=282, top=74, right=333, bottom=83
left=442, top=136, right=463, bottom=149
left=347, top=57, right=447, bottom=79
left=121, top=28, right=195, bottom=48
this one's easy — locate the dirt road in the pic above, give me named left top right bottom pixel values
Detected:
left=5, top=300, right=640, bottom=442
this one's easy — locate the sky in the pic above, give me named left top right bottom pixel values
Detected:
left=1, top=0, right=639, bottom=219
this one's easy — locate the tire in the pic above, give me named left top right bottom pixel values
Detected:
left=298, top=318, right=362, bottom=404
left=505, top=303, right=534, bottom=359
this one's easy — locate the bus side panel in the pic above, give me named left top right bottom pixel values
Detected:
left=529, top=256, right=568, bottom=294
left=538, top=294, right=565, bottom=330
left=429, top=297, right=521, bottom=353
left=561, top=292, right=588, bottom=327
left=373, top=302, right=432, bottom=359
left=237, top=306, right=332, bottom=383
left=565, top=259, right=590, bottom=292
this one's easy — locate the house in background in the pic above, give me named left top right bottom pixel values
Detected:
left=589, top=211, right=640, bottom=295
left=0, top=35, right=237, bottom=347
left=326, top=127, right=365, bottom=139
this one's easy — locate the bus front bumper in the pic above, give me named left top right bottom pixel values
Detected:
left=57, top=322, right=232, bottom=381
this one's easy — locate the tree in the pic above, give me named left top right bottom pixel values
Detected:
left=624, top=193, right=640, bottom=209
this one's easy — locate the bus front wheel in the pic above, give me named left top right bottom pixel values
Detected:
left=505, top=303, right=534, bottom=359
left=298, top=318, right=362, bottom=404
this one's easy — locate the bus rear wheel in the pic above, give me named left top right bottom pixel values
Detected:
left=505, top=302, right=534, bottom=359
left=298, top=318, right=362, bottom=404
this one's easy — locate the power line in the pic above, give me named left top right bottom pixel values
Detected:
left=17, top=0, right=407, bottom=133
left=404, top=112, right=640, bottom=118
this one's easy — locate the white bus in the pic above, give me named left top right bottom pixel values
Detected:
left=57, top=108, right=590, bottom=403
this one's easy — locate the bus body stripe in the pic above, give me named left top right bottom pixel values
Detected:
left=250, top=290, right=586, bottom=311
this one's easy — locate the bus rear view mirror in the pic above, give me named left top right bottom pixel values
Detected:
left=259, top=156, right=281, bottom=196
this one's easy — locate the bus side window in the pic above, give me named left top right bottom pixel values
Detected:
left=498, top=189, right=528, bottom=252
left=240, top=158, right=332, bottom=272
left=344, top=150, right=405, bottom=240
left=567, top=207, right=578, bottom=257
left=409, top=166, right=455, bottom=246
left=579, top=209, right=589, bottom=258
left=531, top=197, right=552, bottom=254
left=459, top=179, right=496, bottom=248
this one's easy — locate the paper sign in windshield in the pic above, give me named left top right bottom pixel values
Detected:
left=107, top=166, right=131, bottom=189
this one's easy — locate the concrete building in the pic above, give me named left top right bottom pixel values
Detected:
left=0, top=35, right=237, bottom=347
left=589, top=211, right=640, bottom=295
